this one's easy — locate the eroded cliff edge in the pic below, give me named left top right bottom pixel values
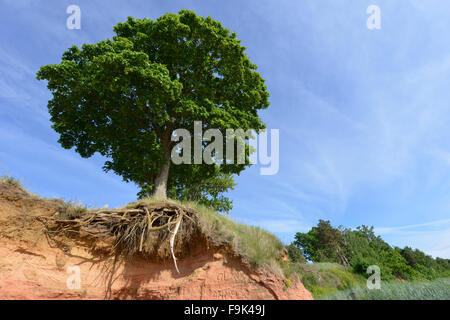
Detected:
left=0, top=181, right=313, bottom=300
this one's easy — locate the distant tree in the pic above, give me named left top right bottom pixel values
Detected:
left=399, top=246, right=419, bottom=267
left=36, top=10, right=269, bottom=210
left=286, top=242, right=306, bottom=263
left=294, top=230, right=317, bottom=262
left=294, top=220, right=348, bottom=265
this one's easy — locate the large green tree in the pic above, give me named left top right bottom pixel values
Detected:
left=37, top=10, right=269, bottom=206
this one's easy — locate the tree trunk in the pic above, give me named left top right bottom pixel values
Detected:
left=152, top=121, right=175, bottom=200
left=153, top=159, right=170, bottom=199
left=153, top=133, right=172, bottom=199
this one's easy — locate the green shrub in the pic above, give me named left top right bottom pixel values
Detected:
left=296, top=263, right=366, bottom=299
left=302, top=272, right=319, bottom=287
left=286, top=242, right=306, bottom=263
left=351, top=256, right=377, bottom=275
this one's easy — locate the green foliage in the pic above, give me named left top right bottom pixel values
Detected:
left=290, top=221, right=450, bottom=299
left=36, top=10, right=269, bottom=209
left=397, top=246, right=450, bottom=280
left=343, top=226, right=431, bottom=281
left=292, top=221, right=450, bottom=282
left=138, top=168, right=236, bottom=213
left=286, top=242, right=306, bottom=263
left=294, top=220, right=347, bottom=265
left=351, top=256, right=378, bottom=275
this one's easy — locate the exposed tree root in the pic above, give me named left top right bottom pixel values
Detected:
left=169, top=212, right=183, bottom=273
left=36, top=202, right=198, bottom=272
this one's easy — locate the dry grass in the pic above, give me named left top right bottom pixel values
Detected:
left=56, top=201, right=88, bottom=220
left=0, top=175, right=23, bottom=189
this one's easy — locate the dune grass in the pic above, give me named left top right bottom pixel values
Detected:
left=322, top=278, right=450, bottom=300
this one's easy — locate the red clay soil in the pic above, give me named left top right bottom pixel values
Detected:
left=0, top=182, right=313, bottom=300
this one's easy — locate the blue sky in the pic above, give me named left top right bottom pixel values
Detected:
left=1, top=0, right=450, bottom=258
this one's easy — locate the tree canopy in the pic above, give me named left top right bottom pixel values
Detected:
left=36, top=10, right=269, bottom=211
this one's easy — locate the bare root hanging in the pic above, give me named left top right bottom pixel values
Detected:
left=169, top=212, right=183, bottom=273
left=37, top=202, right=198, bottom=272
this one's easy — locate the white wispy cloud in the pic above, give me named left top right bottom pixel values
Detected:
left=375, top=219, right=450, bottom=234
left=375, top=219, right=450, bottom=258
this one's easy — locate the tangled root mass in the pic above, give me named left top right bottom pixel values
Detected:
left=38, top=202, right=200, bottom=273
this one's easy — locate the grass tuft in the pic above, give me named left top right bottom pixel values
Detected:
left=56, top=201, right=88, bottom=220
left=0, top=175, right=23, bottom=188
